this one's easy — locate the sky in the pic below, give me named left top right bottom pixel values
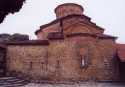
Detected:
left=0, top=0, right=124, bottom=43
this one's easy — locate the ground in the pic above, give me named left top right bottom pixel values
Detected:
left=22, top=83, right=125, bottom=87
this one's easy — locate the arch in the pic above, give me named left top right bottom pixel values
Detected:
left=64, top=22, right=91, bottom=35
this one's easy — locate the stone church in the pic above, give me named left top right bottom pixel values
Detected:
left=0, top=3, right=125, bottom=82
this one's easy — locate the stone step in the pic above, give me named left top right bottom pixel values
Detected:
left=0, top=78, right=22, bottom=81
left=0, top=76, right=29, bottom=87
left=0, top=78, right=25, bottom=82
left=0, top=83, right=27, bottom=87
left=0, top=77, right=17, bottom=80
left=0, top=80, right=26, bottom=84
left=0, top=82, right=28, bottom=87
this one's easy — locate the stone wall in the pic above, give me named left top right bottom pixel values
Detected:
left=66, top=35, right=119, bottom=81
left=48, top=39, right=81, bottom=81
left=6, top=40, right=81, bottom=81
left=0, top=45, right=6, bottom=76
left=6, top=38, right=119, bottom=82
left=6, top=40, right=49, bottom=79
left=95, top=39, right=119, bottom=81
left=7, top=45, right=48, bottom=78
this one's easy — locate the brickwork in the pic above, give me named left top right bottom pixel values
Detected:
left=55, top=3, right=84, bottom=18
left=4, top=3, right=121, bottom=82
left=6, top=37, right=119, bottom=81
left=37, top=23, right=60, bottom=40
left=0, top=45, right=6, bottom=76
left=66, top=36, right=119, bottom=81
left=7, top=45, right=48, bottom=80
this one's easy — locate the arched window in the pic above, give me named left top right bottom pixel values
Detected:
left=81, top=56, right=85, bottom=67
left=80, top=48, right=89, bottom=68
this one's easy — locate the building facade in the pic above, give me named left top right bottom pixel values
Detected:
left=0, top=3, right=125, bottom=82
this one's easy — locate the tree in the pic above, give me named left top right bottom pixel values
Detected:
left=10, top=33, right=29, bottom=41
left=0, top=0, right=25, bottom=23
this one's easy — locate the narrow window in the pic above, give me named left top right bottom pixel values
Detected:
left=80, top=48, right=90, bottom=69
left=80, top=54, right=89, bottom=68
left=29, top=62, right=33, bottom=70
left=80, top=55, right=85, bottom=68
left=81, top=56, right=85, bottom=67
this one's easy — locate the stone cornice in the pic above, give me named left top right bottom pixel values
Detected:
left=66, top=33, right=117, bottom=40
left=4, top=40, right=49, bottom=46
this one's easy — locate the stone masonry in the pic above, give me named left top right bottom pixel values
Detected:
left=5, top=3, right=120, bottom=82
left=0, top=44, right=6, bottom=77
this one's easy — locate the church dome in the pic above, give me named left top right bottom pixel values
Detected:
left=55, top=3, right=84, bottom=18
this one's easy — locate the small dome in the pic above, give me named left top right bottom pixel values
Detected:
left=55, top=3, right=84, bottom=18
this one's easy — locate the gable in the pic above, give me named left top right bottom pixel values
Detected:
left=64, top=22, right=103, bottom=35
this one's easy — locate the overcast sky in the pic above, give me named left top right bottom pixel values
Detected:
left=0, top=0, right=124, bottom=43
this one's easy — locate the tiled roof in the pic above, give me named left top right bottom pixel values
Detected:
left=117, top=44, right=125, bottom=62
left=35, top=14, right=104, bottom=35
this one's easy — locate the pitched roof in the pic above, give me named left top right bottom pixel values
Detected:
left=117, top=44, right=125, bottom=62
left=35, top=14, right=104, bottom=35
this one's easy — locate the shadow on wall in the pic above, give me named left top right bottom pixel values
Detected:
left=116, top=54, right=125, bottom=81
left=119, top=61, right=125, bottom=81
left=0, top=45, right=6, bottom=77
